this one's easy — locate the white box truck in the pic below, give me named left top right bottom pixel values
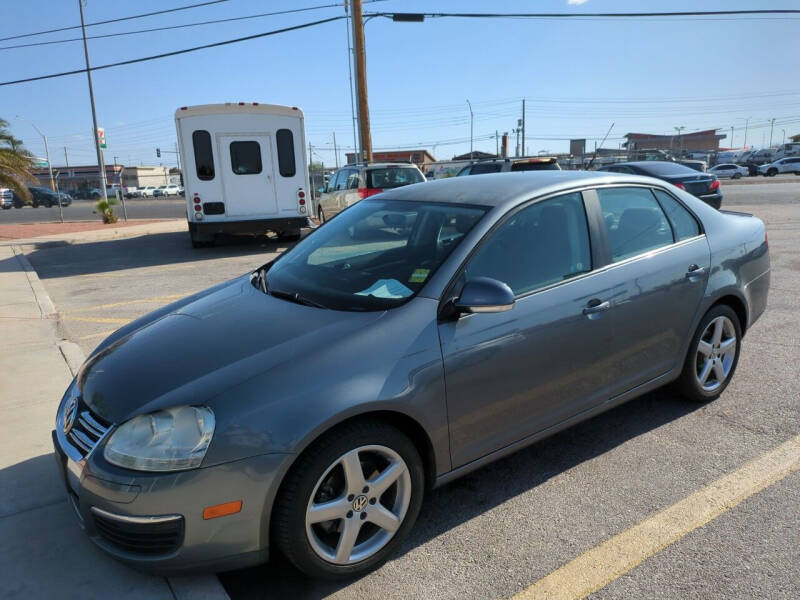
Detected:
left=175, top=103, right=310, bottom=248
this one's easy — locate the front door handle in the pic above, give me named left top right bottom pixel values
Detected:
left=583, top=299, right=611, bottom=315
left=685, top=264, right=707, bottom=279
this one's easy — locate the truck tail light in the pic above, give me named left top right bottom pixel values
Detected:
left=358, top=188, right=382, bottom=199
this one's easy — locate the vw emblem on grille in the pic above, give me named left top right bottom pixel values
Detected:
left=352, top=494, right=368, bottom=512
left=62, top=396, right=79, bottom=434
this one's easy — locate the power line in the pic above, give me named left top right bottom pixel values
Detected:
left=0, top=3, right=345, bottom=51
left=371, top=9, right=800, bottom=21
left=0, top=0, right=232, bottom=43
left=0, top=16, right=345, bottom=87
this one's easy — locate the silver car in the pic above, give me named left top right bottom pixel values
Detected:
left=317, top=162, right=425, bottom=223
left=53, top=171, right=769, bottom=578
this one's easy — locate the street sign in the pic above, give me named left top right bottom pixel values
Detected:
left=33, top=157, right=49, bottom=168
left=97, top=127, right=106, bottom=149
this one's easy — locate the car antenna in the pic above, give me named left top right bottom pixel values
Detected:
left=586, top=122, right=614, bottom=171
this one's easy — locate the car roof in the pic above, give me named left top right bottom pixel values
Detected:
left=375, top=170, right=662, bottom=208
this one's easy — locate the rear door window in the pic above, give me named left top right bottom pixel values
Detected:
left=653, top=189, right=700, bottom=241
left=230, top=141, right=262, bottom=175
left=276, top=129, right=296, bottom=177
left=192, top=130, right=215, bottom=180
left=597, top=187, right=673, bottom=262
left=468, top=163, right=502, bottom=175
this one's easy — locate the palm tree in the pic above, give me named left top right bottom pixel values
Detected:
left=0, top=118, right=34, bottom=204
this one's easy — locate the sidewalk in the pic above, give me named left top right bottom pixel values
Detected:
left=0, top=245, right=227, bottom=600
left=0, top=218, right=187, bottom=245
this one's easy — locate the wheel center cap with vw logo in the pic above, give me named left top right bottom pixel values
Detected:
left=352, top=494, right=369, bottom=512
left=62, top=396, right=79, bottom=434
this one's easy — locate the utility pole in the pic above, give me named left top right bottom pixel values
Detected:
left=674, top=126, right=685, bottom=155
left=513, top=127, right=521, bottom=157
left=730, top=126, right=734, bottom=148
left=333, top=132, right=339, bottom=168
left=782, top=129, right=786, bottom=146
left=495, top=130, right=499, bottom=157
left=174, top=141, right=181, bottom=173
left=466, top=99, right=473, bottom=160
left=768, top=118, right=776, bottom=147
left=521, top=99, right=526, bottom=157
left=78, top=0, right=108, bottom=205
left=63, top=146, right=70, bottom=168
left=344, top=1, right=359, bottom=161
left=351, top=0, right=372, bottom=162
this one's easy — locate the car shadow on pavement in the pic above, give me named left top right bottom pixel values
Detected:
left=19, top=231, right=304, bottom=279
left=218, top=387, right=703, bottom=600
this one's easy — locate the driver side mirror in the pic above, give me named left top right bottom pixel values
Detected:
left=454, top=277, right=515, bottom=314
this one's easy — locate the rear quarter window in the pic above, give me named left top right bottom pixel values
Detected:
left=366, top=167, right=423, bottom=189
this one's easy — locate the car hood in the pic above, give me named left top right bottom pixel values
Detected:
left=78, top=276, right=385, bottom=423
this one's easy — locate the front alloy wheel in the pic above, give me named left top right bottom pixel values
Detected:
left=306, top=445, right=411, bottom=565
left=273, top=420, right=424, bottom=579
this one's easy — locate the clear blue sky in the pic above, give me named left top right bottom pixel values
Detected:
left=1, top=0, right=798, bottom=169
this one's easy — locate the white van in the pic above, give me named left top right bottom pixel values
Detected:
left=175, top=103, right=310, bottom=247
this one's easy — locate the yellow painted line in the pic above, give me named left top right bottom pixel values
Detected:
left=512, top=434, right=800, bottom=600
left=76, top=329, right=118, bottom=341
left=62, top=316, right=132, bottom=325
left=62, top=293, right=192, bottom=314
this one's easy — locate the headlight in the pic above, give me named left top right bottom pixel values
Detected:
left=104, top=406, right=215, bottom=472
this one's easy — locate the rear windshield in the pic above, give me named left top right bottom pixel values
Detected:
left=366, top=167, right=424, bottom=189
left=469, top=163, right=502, bottom=175
left=638, top=162, right=701, bottom=177
left=510, top=161, right=559, bottom=172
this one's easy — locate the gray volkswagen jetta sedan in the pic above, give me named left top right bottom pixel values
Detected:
left=53, top=171, right=770, bottom=578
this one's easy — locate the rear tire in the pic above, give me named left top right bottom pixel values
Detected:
left=277, top=229, right=302, bottom=242
left=732, top=172, right=742, bottom=179
left=318, top=207, right=326, bottom=224
left=768, top=168, right=778, bottom=177
left=273, top=420, right=425, bottom=580
left=674, top=305, right=742, bottom=402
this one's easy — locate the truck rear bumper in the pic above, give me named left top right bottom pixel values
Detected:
left=189, top=217, right=308, bottom=238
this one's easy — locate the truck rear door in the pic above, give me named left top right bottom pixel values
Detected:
left=218, top=134, right=278, bottom=217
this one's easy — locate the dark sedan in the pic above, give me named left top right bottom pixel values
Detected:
left=601, top=161, right=722, bottom=209
left=53, top=171, right=768, bottom=579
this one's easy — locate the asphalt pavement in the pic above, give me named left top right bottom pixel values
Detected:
left=18, top=182, right=800, bottom=600
left=0, top=197, right=186, bottom=223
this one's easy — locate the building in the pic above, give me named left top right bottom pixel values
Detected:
left=790, top=133, right=800, bottom=143
left=345, top=149, right=436, bottom=169
left=123, top=166, right=175, bottom=188
left=623, top=129, right=726, bottom=153
left=33, top=164, right=125, bottom=194
left=452, top=151, right=497, bottom=161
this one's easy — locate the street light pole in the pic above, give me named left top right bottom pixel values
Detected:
left=53, top=171, right=65, bottom=223
left=351, top=0, right=372, bottom=163
left=730, top=126, right=734, bottom=149
left=738, top=117, right=751, bottom=148
left=674, top=126, right=685, bottom=155
left=78, top=0, right=108, bottom=206
left=466, top=99, right=473, bottom=160
left=782, top=129, right=786, bottom=146
left=768, top=118, right=776, bottom=147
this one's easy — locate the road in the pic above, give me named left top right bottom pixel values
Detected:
left=0, top=198, right=186, bottom=223
left=22, top=182, right=800, bottom=600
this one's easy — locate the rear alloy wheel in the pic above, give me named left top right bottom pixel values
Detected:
left=675, top=305, right=741, bottom=402
left=273, top=421, right=424, bottom=579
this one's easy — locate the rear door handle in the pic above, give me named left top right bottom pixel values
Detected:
left=685, top=264, right=707, bottom=278
left=583, top=299, right=610, bottom=315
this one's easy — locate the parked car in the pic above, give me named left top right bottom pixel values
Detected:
left=0, top=188, right=14, bottom=209
left=601, top=161, right=722, bottom=209
left=139, top=185, right=157, bottom=198
left=317, top=162, right=425, bottom=223
left=28, top=186, right=66, bottom=208
left=164, top=184, right=181, bottom=196
left=124, top=187, right=139, bottom=199
left=53, top=171, right=768, bottom=579
left=708, top=163, right=748, bottom=179
left=677, top=159, right=707, bottom=172
left=152, top=186, right=169, bottom=197
left=456, top=156, right=561, bottom=176
left=758, top=157, right=800, bottom=176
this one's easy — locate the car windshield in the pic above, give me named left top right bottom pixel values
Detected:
left=262, top=199, right=487, bottom=311
left=366, top=168, right=424, bottom=189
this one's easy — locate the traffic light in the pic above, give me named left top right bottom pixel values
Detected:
left=156, top=148, right=161, bottom=158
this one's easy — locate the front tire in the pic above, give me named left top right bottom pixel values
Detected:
left=318, top=207, right=326, bottom=224
left=674, top=305, right=741, bottom=402
left=768, top=168, right=778, bottom=177
left=277, top=229, right=302, bottom=242
left=273, top=420, right=425, bottom=579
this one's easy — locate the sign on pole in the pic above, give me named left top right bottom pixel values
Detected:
left=97, top=127, right=106, bottom=149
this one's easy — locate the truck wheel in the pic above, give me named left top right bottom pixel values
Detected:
left=278, top=229, right=302, bottom=242
left=189, top=231, right=214, bottom=248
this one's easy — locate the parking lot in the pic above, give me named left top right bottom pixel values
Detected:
left=20, top=182, right=800, bottom=599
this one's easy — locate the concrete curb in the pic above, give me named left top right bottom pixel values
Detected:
left=10, top=245, right=56, bottom=318
left=1, top=219, right=187, bottom=247
left=11, top=244, right=230, bottom=600
left=723, top=176, right=800, bottom=186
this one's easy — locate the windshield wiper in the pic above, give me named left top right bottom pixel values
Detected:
left=268, top=288, right=327, bottom=309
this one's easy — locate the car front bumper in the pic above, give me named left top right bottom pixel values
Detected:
left=52, top=428, right=291, bottom=574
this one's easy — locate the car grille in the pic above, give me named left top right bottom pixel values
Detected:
left=92, top=508, right=184, bottom=556
left=67, top=402, right=111, bottom=459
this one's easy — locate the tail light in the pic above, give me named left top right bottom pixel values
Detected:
left=297, top=188, right=307, bottom=212
left=358, top=188, right=383, bottom=199
left=709, top=179, right=720, bottom=191
left=673, top=182, right=686, bottom=190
